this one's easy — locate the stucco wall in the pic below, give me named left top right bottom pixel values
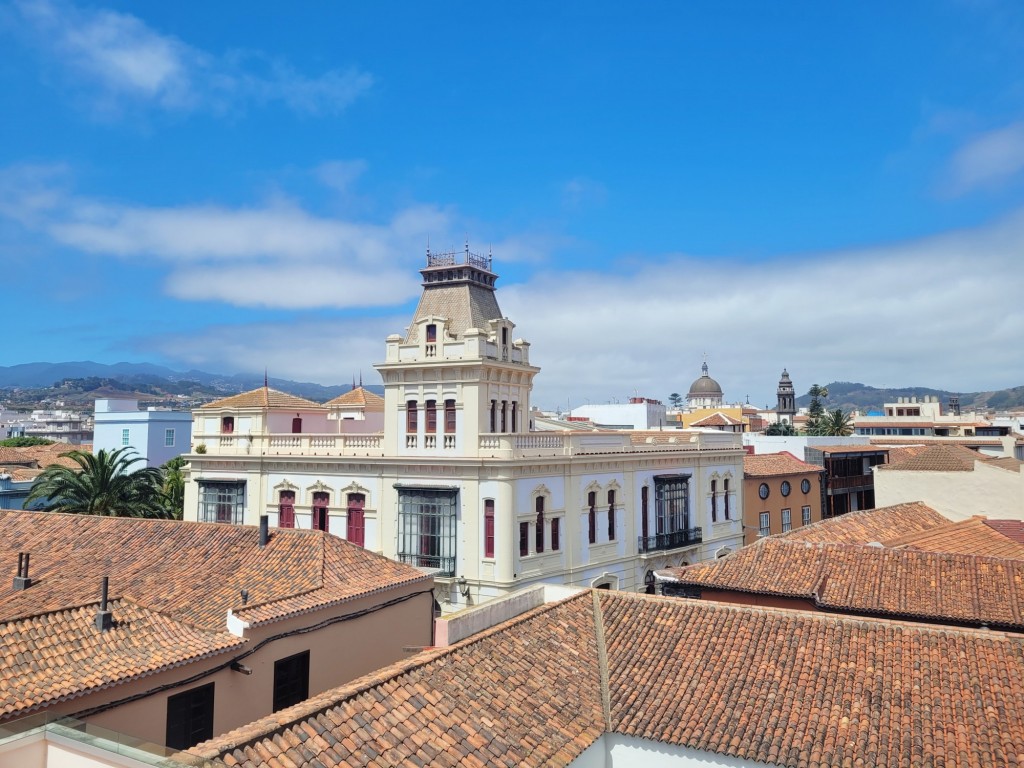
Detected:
left=874, top=463, right=1024, bottom=521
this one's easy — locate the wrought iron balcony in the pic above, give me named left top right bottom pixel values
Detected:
left=638, top=527, right=703, bottom=554
left=397, top=553, right=456, bottom=577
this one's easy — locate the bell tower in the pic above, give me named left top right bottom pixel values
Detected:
left=776, top=369, right=796, bottom=424
left=375, top=246, right=540, bottom=457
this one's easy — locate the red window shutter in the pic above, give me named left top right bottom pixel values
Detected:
left=279, top=491, right=295, bottom=529
left=426, top=401, right=437, bottom=433
left=551, top=518, right=560, bottom=551
left=445, top=400, right=456, bottom=433
left=484, top=500, right=495, bottom=558
left=406, top=401, right=418, bottom=433
left=292, top=417, right=302, bottom=434
left=588, top=492, right=596, bottom=544
left=347, top=494, right=365, bottom=547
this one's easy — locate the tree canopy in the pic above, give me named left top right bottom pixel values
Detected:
left=0, top=436, right=55, bottom=447
left=26, top=447, right=172, bottom=519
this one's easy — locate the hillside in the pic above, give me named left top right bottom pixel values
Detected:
left=795, top=381, right=1024, bottom=413
left=0, top=362, right=382, bottom=410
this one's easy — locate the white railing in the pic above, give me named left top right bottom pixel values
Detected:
left=193, top=432, right=384, bottom=457
left=478, top=430, right=743, bottom=458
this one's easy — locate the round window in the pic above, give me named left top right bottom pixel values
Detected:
left=781, top=481, right=791, bottom=497
left=758, top=483, right=769, bottom=500
left=801, top=478, right=811, bottom=494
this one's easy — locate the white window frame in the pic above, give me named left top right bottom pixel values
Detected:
left=759, top=511, right=770, bottom=538
left=121, top=428, right=130, bottom=447
left=781, top=508, right=791, bottom=532
left=802, top=506, right=811, bottom=526
left=165, top=428, right=175, bottom=447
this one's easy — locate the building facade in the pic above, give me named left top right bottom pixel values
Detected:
left=184, top=251, right=746, bottom=609
left=92, top=398, right=193, bottom=467
left=742, top=452, right=825, bottom=544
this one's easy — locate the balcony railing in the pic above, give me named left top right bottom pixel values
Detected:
left=397, top=553, right=456, bottom=577
left=638, top=527, right=702, bottom=554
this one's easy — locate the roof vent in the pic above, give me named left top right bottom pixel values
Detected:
left=13, top=552, right=31, bottom=591
left=95, top=576, right=113, bottom=631
left=259, top=515, right=269, bottom=548
left=240, top=588, right=249, bottom=606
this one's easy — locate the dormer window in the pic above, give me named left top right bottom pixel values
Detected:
left=426, top=324, right=437, bottom=343
left=501, top=327, right=508, bottom=346
left=221, top=416, right=234, bottom=434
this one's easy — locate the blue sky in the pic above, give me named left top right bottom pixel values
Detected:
left=2, top=1, right=1023, bottom=410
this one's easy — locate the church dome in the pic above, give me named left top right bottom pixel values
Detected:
left=687, top=362, right=723, bottom=398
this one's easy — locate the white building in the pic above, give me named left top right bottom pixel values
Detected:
left=569, top=397, right=670, bottom=430
left=92, top=398, right=192, bottom=467
left=183, top=250, right=745, bottom=609
left=22, top=407, right=92, bottom=444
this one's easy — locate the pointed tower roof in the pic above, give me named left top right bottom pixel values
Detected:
left=324, top=387, right=385, bottom=409
left=405, top=246, right=503, bottom=343
left=201, top=386, right=324, bottom=410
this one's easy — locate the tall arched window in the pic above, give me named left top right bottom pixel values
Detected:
left=588, top=491, right=597, bottom=544
left=607, top=489, right=616, bottom=541
left=641, top=486, right=649, bottom=543
left=312, top=492, right=329, bottom=532
left=711, top=479, right=718, bottom=523
left=278, top=490, right=295, bottom=529
left=406, top=401, right=418, bottom=433
left=347, top=493, right=365, bottom=547
left=535, top=496, right=545, bottom=553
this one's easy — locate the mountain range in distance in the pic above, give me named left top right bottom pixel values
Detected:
left=0, top=362, right=1022, bottom=412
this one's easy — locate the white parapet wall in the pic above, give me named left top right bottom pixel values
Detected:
left=434, top=583, right=584, bottom=646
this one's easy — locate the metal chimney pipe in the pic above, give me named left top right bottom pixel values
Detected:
left=95, top=576, right=113, bottom=631
left=259, top=514, right=269, bottom=548
left=13, top=552, right=31, bottom=591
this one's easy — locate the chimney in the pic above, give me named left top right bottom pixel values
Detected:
left=240, top=588, right=249, bottom=605
left=13, top=552, right=31, bottom=590
left=95, top=576, right=113, bottom=631
left=259, top=515, right=269, bottom=548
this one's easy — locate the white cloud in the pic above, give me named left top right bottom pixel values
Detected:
left=0, top=165, right=450, bottom=308
left=137, top=208, right=1024, bottom=406
left=13, top=0, right=372, bottom=115
left=561, top=177, right=608, bottom=211
left=947, top=121, right=1024, bottom=194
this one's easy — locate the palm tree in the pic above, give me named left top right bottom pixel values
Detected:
left=26, top=447, right=170, bottom=518
left=818, top=408, right=854, bottom=437
left=160, top=456, right=187, bottom=520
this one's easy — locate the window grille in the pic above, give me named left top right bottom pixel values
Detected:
left=397, top=488, right=457, bottom=576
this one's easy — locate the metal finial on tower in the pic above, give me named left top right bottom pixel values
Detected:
left=426, top=236, right=430, bottom=259
left=264, top=368, right=268, bottom=388
left=352, top=375, right=356, bottom=391
left=359, top=370, right=363, bottom=387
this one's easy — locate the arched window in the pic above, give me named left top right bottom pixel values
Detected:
left=347, top=493, right=365, bottom=547
left=607, top=489, right=616, bottom=541
left=710, top=479, right=718, bottom=523
left=312, top=492, right=329, bottom=532
left=221, top=416, right=234, bottom=434
left=278, top=490, right=295, bottom=529
left=641, top=486, right=649, bottom=543
left=406, top=401, right=418, bottom=433
left=535, top=496, right=545, bottom=553
left=588, top=491, right=597, bottom=544
left=484, top=499, right=495, bottom=558
left=445, top=399, right=456, bottom=433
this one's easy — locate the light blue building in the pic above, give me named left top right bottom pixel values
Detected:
left=0, top=473, right=33, bottom=509
left=93, top=398, right=193, bottom=467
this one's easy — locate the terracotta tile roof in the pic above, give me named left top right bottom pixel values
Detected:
left=877, top=443, right=982, bottom=472
left=0, top=511, right=431, bottom=720
left=884, top=445, right=930, bottom=464
left=0, top=447, right=37, bottom=466
left=190, top=590, right=1024, bottom=768
left=0, top=445, right=84, bottom=471
left=690, top=412, right=742, bottom=427
left=663, top=538, right=1024, bottom=628
left=1, top=598, right=243, bottom=719
left=883, top=517, right=1024, bottom=559
left=0, top=511, right=429, bottom=630
left=986, top=519, right=1024, bottom=545
left=780, top=501, right=949, bottom=544
left=870, top=436, right=1015, bottom=447
left=192, top=594, right=607, bottom=767
left=201, top=386, right=324, bottom=410
left=743, top=451, right=823, bottom=478
left=986, top=456, right=1024, bottom=472
left=4, top=467, right=42, bottom=481
left=323, top=387, right=385, bottom=409
left=809, top=444, right=888, bottom=454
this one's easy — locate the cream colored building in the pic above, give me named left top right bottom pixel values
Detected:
left=873, top=444, right=1024, bottom=521
left=184, top=250, right=746, bottom=609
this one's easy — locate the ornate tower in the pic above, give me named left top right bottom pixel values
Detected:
left=375, top=247, right=540, bottom=457
left=776, top=369, right=796, bottom=424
